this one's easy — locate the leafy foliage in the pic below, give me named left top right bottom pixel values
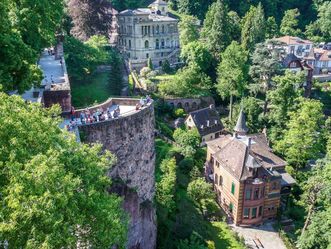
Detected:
left=0, top=93, right=128, bottom=248
left=156, top=158, right=177, bottom=212
left=64, top=36, right=111, bottom=81
left=68, top=0, right=113, bottom=41
left=201, top=0, right=231, bottom=57
left=173, top=128, right=201, bottom=157
left=241, top=3, right=266, bottom=52
left=274, top=98, right=325, bottom=168
left=178, top=15, right=200, bottom=47
left=158, top=64, right=212, bottom=98
left=280, top=9, right=302, bottom=36
left=178, top=0, right=214, bottom=20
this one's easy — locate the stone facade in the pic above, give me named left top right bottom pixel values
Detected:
left=78, top=99, right=156, bottom=249
left=117, top=0, right=180, bottom=70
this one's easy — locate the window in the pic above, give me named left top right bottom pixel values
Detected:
left=290, top=62, right=297, bottom=68
left=129, top=40, right=131, bottom=49
left=219, top=175, right=223, bottom=186
left=254, top=188, right=259, bottom=200
left=161, top=39, right=165, bottom=48
left=215, top=161, right=220, bottom=168
left=156, top=25, right=159, bottom=34
left=214, top=174, right=218, bottom=185
left=290, top=46, right=295, bottom=54
left=229, top=202, right=234, bottom=213
left=156, top=39, right=159, bottom=49
left=252, top=207, right=257, bottom=218
left=146, top=53, right=149, bottom=59
left=243, top=208, right=250, bottom=219
left=258, top=206, right=263, bottom=217
left=245, top=188, right=252, bottom=200
left=162, top=25, right=165, bottom=34
left=306, top=45, right=310, bottom=50
left=145, top=40, right=149, bottom=48
left=272, top=182, right=277, bottom=190
left=231, top=182, right=235, bottom=195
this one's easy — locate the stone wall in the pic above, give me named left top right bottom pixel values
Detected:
left=78, top=101, right=156, bottom=249
left=165, top=96, right=215, bottom=112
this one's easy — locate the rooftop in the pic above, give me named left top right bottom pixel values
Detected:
left=187, top=106, right=223, bottom=136
left=274, top=36, right=313, bottom=45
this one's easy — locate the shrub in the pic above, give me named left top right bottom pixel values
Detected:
left=140, top=67, right=152, bottom=78
left=174, top=108, right=186, bottom=118
left=162, top=60, right=172, bottom=74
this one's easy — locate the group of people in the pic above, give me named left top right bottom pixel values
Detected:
left=66, top=96, right=153, bottom=131
left=66, top=105, right=121, bottom=131
left=136, top=95, right=152, bottom=110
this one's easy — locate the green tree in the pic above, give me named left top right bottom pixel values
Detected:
left=0, top=0, right=42, bottom=93
left=178, top=15, right=200, bottom=47
left=249, top=40, right=284, bottom=114
left=13, top=0, right=64, bottom=51
left=265, top=16, right=279, bottom=39
left=228, top=11, right=242, bottom=42
left=156, top=158, right=177, bottom=212
left=305, top=2, right=331, bottom=41
left=187, top=178, right=216, bottom=214
left=298, top=159, right=331, bottom=249
left=267, top=71, right=304, bottom=141
left=158, top=64, right=212, bottom=98
left=173, top=128, right=200, bottom=157
left=0, top=93, right=128, bottom=248
left=147, top=57, right=154, bottom=70
left=280, top=8, right=302, bottom=36
left=241, top=3, right=266, bottom=52
left=178, top=0, right=213, bottom=20
left=201, top=0, right=231, bottom=57
left=217, top=41, right=249, bottom=121
left=162, top=60, right=172, bottom=74
left=181, top=41, right=213, bottom=74
left=109, top=52, right=123, bottom=95
left=274, top=98, right=325, bottom=168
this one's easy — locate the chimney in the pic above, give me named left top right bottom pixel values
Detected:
left=248, top=137, right=252, bottom=149
left=233, top=132, right=238, bottom=139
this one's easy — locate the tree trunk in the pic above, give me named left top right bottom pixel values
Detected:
left=229, top=94, right=233, bottom=121
left=301, top=204, right=314, bottom=236
left=263, top=98, right=268, bottom=116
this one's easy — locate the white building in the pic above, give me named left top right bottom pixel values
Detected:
left=274, top=36, right=313, bottom=59
left=117, top=0, right=180, bottom=70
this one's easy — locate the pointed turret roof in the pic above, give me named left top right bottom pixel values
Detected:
left=234, top=109, right=249, bottom=134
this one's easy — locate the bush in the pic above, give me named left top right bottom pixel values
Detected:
left=162, top=60, right=172, bottom=74
left=178, top=157, right=194, bottom=174
left=140, top=67, right=152, bottom=78
left=174, top=108, right=186, bottom=118
left=158, top=121, right=174, bottom=138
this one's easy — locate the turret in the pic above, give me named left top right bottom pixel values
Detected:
left=234, top=108, right=249, bottom=135
left=149, top=0, right=168, bottom=15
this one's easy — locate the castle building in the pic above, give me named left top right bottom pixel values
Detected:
left=116, top=0, right=180, bottom=70
left=205, top=110, right=295, bottom=226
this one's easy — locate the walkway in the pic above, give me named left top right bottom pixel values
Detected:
left=39, top=49, right=65, bottom=86
left=230, top=222, right=287, bottom=249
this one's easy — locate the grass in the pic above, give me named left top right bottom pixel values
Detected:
left=70, top=72, right=118, bottom=108
left=151, top=74, right=176, bottom=85
left=208, top=222, right=245, bottom=249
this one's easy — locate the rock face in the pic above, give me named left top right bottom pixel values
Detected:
left=78, top=102, right=156, bottom=249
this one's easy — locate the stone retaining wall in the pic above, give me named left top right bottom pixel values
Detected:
left=78, top=100, right=156, bottom=249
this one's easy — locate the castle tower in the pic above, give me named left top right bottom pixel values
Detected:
left=149, top=0, right=168, bottom=15
left=234, top=108, right=249, bottom=135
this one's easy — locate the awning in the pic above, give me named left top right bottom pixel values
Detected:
left=280, top=172, right=296, bottom=186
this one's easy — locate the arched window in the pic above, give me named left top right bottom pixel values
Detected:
left=156, top=39, right=159, bottom=49
left=219, top=175, right=223, bottom=186
left=145, top=40, right=149, bottom=48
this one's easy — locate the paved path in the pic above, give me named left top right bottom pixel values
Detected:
left=230, top=222, right=287, bottom=249
left=39, top=50, right=65, bottom=85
